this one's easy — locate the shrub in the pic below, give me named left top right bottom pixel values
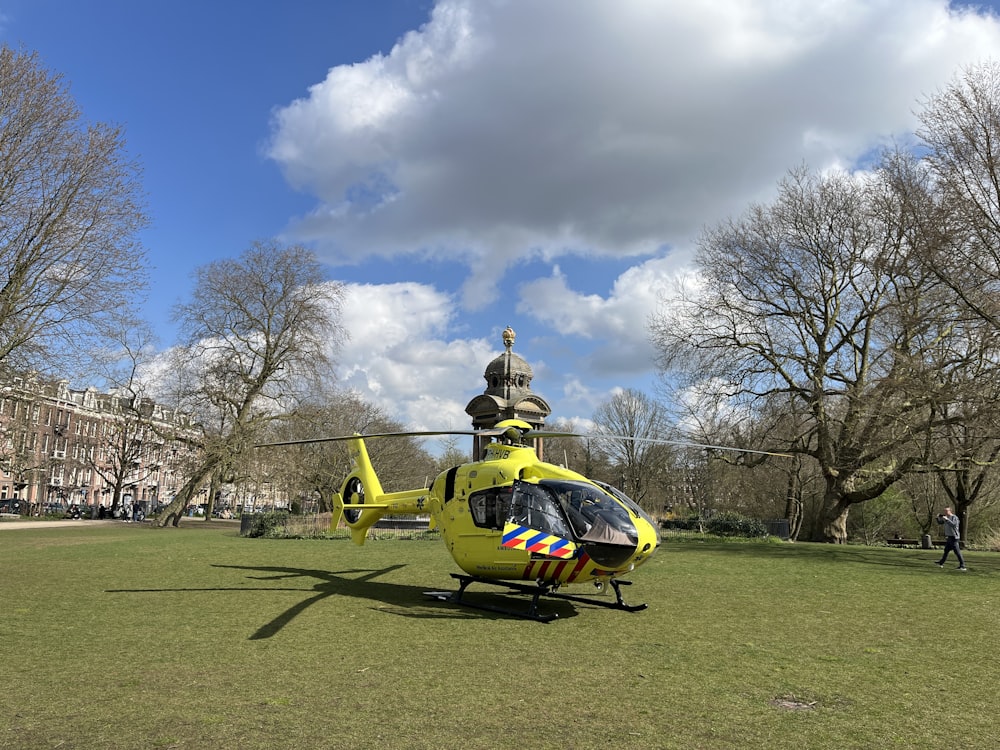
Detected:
left=242, top=511, right=290, bottom=538
left=660, top=517, right=704, bottom=532
left=661, top=513, right=771, bottom=539
left=705, top=511, right=768, bottom=538
left=977, top=527, right=1000, bottom=552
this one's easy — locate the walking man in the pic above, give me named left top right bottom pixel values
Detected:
left=935, top=507, right=967, bottom=571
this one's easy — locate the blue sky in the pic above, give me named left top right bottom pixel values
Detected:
left=4, top=0, right=1000, bottom=438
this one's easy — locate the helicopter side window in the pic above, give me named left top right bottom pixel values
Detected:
left=508, top=482, right=573, bottom=539
left=468, top=487, right=512, bottom=530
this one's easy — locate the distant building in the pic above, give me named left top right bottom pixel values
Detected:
left=0, top=373, right=197, bottom=514
left=465, top=326, right=551, bottom=458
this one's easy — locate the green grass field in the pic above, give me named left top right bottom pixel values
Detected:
left=0, top=522, right=996, bottom=749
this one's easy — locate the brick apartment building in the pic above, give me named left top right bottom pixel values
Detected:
left=0, top=373, right=198, bottom=515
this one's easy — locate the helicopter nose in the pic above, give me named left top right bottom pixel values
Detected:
left=634, top=526, right=659, bottom=564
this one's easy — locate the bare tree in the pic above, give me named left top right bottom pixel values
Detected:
left=259, top=392, right=436, bottom=513
left=541, top=418, right=602, bottom=478
left=918, top=340, right=1000, bottom=539
left=154, top=241, right=345, bottom=527
left=0, top=46, right=148, bottom=378
left=915, top=60, right=1000, bottom=331
left=433, top=437, right=471, bottom=473
left=651, top=166, right=967, bottom=542
left=81, top=320, right=159, bottom=518
left=592, top=388, right=670, bottom=508
left=883, top=137, right=1000, bottom=540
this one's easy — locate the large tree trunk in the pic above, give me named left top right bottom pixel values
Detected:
left=158, top=483, right=195, bottom=527
left=783, top=457, right=804, bottom=541
left=154, top=460, right=218, bottom=527
left=204, top=466, right=223, bottom=522
left=820, top=492, right=851, bottom=543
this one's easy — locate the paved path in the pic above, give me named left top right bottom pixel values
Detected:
left=0, top=519, right=121, bottom=530
left=0, top=518, right=240, bottom=530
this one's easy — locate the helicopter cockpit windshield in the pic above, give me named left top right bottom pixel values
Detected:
left=540, top=480, right=638, bottom=546
left=508, top=479, right=641, bottom=568
left=594, top=480, right=658, bottom=537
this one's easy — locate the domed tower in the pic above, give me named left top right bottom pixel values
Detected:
left=465, top=326, right=551, bottom=458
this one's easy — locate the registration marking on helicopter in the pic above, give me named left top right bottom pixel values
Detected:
left=501, top=523, right=576, bottom=559
left=484, top=445, right=515, bottom=460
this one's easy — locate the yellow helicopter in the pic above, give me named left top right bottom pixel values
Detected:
left=260, top=418, right=662, bottom=621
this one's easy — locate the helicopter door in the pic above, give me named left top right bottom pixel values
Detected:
left=498, top=481, right=578, bottom=559
left=507, top=481, right=573, bottom=539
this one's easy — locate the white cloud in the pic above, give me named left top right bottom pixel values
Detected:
left=518, top=253, right=696, bottom=377
left=336, top=281, right=495, bottom=429
left=333, top=276, right=653, bottom=434
left=269, top=1, right=1000, bottom=281
left=263, top=0, right=1000, bottom=434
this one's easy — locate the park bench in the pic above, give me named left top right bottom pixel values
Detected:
left=885, top=538, right=964, bottom=548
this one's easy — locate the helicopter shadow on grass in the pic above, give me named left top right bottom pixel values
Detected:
left=107, top=563, right=578, bottom=639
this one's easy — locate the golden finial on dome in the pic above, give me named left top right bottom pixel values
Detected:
left=502, top=326, right=515, bottom=351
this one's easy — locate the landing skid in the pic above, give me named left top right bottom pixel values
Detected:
left=548, top=577, right=648, bottom=613
left=425, top=574, right=647, bottom=623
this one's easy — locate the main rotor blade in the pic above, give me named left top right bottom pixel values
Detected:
left=524, top=430, right=793, bottom=458
left=254, top=430, right=482, bottom=448
left=256, top=427, right=792, bottom=458
left=612, top=436, right=793, bottom=458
